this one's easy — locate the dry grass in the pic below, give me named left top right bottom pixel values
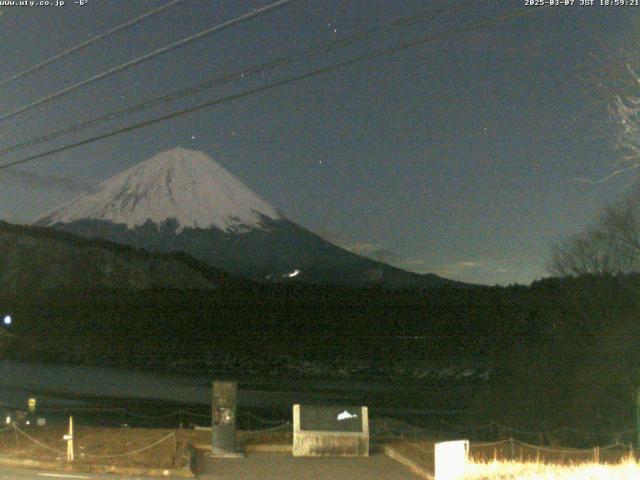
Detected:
left=0, top=424, right=211, bottom=469
left=0, top=424, right=292, bottom=470
left=464, top=459, right=640, bottom=479
left=388, top=438, right=640, bottom=479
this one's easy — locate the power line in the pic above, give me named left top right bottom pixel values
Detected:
left=0, top=6, right=546, bottom=172
left=0, top=0, right=187, bottom=89
left=0, top=0, right=297, bottom=125
left=0, top=0, right=484, bottom=158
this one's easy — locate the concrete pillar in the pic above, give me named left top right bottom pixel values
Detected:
left=211, top=381, right=242, bottom=457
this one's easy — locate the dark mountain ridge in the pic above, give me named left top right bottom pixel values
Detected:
left=0, top=221, right=237, bottom=294
left=47, top=216, right=465, bottom=288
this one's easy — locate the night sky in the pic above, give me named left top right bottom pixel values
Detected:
left=0, top=0, right=636, bottom=285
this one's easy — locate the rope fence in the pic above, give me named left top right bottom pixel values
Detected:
left=368, top=417, right=640, bottom=468
left=240, top=421, right=291, bottom=436
left=239, top=411, right=287, bottom=425
left=3, top=398, right=640, bottom=466
left=0, top=425, right=14, bottom=434
left=1, top=423, right=180, bottom=460
left=2, top=411, right=640, bottom=468
left=0, top=404, right=287, bottom=427
left=1, top=418, right=292, bottom=460
left=84, top=432, right=176, bottom=458
left=12, top=424, right=66, bottom=455
left=410, top=418, right=640, bottom=449
left=396, top=435, right=638, bottom=468
left=468, top=437, right=635, bottom=465
left=3, top=399, right=635, bottom=446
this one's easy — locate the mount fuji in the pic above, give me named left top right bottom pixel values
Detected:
left=37, top=148, right=459, bottom=287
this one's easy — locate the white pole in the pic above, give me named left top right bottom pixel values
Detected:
left=66, top=416, right=74, bottom=462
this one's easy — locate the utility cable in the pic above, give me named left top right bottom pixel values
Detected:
left=0, top=0, right=485, bottom=157
left=0, top=0, right=187, bottom=88
left=0, top=6, right=546, bottom=171
left=0, top=0, right=297, bottom=124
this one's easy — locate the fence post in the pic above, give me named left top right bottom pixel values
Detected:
left=172, top=432, right=178, bottom=466
left=64, top=416, right=74, bottom=462
left=520, top=444, right=523, bottom=462
left=637, top=387, right=640, bottom=450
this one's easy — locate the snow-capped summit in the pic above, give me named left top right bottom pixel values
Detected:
left=38, top=147, right=280, bottom=232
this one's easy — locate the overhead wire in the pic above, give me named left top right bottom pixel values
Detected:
left=0, top=0, right=297, bottom=124
left=0, top=0, right=187, bottom=88
left=0, top=0, right=489, bottom=158
left=0, top=6, right=547, bottom=172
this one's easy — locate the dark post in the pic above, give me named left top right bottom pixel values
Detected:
left=211, top=381, right=241, bottom=457
left=637, top=387, right=640, bottom=450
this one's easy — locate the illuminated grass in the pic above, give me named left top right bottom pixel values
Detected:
left=464, top=459, right=640, bottom=479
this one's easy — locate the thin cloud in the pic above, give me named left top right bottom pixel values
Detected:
left=399, top=258, right=427, bottom=268
left=458, top=261, right=483, bottom=268
left=340, top=242, right=403, bottom=265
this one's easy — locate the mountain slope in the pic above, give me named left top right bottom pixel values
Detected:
left=0, top=221, right=228, bottom=295
left=37, top=147, right=464, bottom=288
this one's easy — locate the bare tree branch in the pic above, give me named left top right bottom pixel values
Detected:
left=548, top=188, right=640, bottom=276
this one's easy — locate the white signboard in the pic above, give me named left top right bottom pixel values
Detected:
left=435, top=440, right=469, bottom=480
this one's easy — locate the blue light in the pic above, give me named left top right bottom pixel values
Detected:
left=3, top=315, right=11, bottom=326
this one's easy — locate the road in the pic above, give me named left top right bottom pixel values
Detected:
left=198, top=452, right=422, bottom=479
left=0, top=454, right=422, bottom=480
left=0, top=467, right=165, bottom=480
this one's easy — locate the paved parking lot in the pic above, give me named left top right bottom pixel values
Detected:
left=199, top=452, right=422, bottom=479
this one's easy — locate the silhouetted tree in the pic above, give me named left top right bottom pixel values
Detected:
left=549, top=189, right=640, bottom=276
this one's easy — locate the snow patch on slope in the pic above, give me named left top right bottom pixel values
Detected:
left=38, top=148, right=281, bottom=232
